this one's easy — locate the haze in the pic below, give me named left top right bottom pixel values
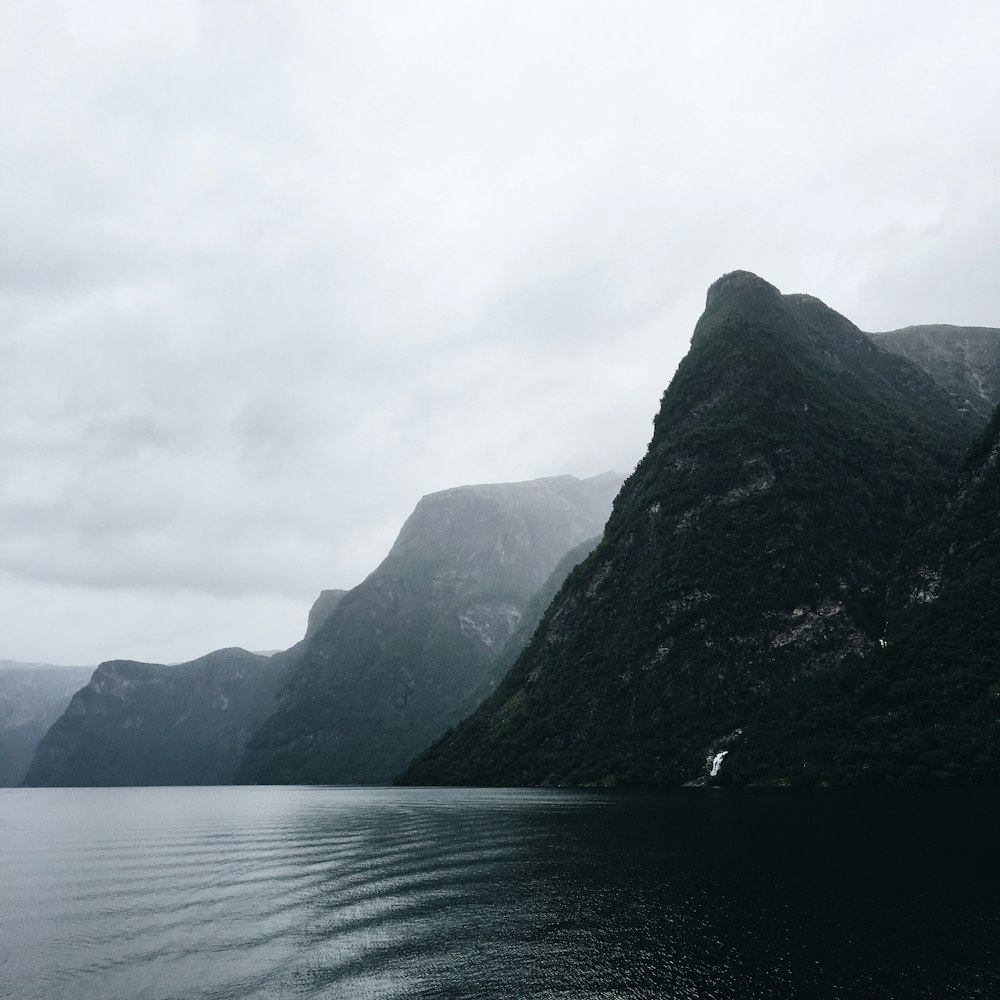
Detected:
left=2, top=1, right=998, bottom=665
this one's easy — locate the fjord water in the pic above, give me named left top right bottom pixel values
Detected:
left=2, top=787, right=998, bottom=999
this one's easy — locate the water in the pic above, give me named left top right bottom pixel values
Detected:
left=2, top=786, right=998, bottom=999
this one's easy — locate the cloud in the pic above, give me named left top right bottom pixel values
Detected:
left=1, top=1, right=999, bottom=663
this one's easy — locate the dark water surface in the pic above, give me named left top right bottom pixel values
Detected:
left=2, top=786, right=998, bottom=999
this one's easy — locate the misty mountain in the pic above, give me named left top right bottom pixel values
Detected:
left=305, top=589, right=348, bottom=639
left=21, top=648, right=287, bottom=787
left=869, top=325, right=1000, bottom=422
left=401, top=271, right=986, bottom=787
left=442, top=533, right=605, bottom=726
left=237, top=472, right=623, bottom=785
left=18, top=587, right=351, bottom=787
left=0, top=662, right=94, bottom=786
left=869, top=324, right=1000, bottom=423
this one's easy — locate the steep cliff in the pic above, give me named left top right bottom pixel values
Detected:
left=305, top=589, right=348, bottom=640
left=401, top=272, right=981, bottom=787
left=237, top=473, right=622, bottom=784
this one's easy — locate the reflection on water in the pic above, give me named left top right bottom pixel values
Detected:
left=2, top=786, right=999, bottom=999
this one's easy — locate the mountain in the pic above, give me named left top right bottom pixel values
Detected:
left=236, top=473, right=624, bottom=785
left=401, top=271, right=983, bottom=788
left=21, top=648, right=288, bottom=787
left=440, top=533, right=604, bottom=728
left=869, top=325, right=1000, bottom=422
left=305, top=589, right=348, bottom=639
left=0, top=662, right=94, bottom=786
left=19, top=588, right=349, bottom=787
left=727, top=403, right=1000, bottom=785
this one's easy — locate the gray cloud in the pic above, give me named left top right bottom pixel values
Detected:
left=2, top=1, right=999, bottom=664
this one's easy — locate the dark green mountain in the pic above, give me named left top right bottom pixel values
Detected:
left=401, top=271, right=984, bottom=788
left=22, top=648, right=287, bottom=787
left=237, top=473, right=623, bottom=785
left=727, top=403, right=1000, bottom=785
left=0, top=662, right=94, bottom=785
left=869, top=325, right=1000, bottom=422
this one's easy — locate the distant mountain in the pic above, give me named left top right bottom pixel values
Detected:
left=401, top=272, right=983, bottom=788
left=22, top=648, right=287, bottom=787
left=869, top=325, right=1000, bottom=421
left=19, top=588, right=349, bottom=787
left=0, top=662, right=94, bottom=786
left=237, top=473, right=623, bottom=785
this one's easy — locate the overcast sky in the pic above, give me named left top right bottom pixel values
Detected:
left=2, top=1, right=999, bottom=666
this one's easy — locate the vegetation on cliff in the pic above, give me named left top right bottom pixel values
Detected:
left=401, top=272, right=991, bottom=787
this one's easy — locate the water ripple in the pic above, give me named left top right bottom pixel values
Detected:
left=3, top=787, right=1000, bottom=1000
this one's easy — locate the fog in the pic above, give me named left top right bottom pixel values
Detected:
left=2, top=1, right=998, bottom=664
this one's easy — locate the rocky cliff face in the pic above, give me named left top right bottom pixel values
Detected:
left=237, top=472, right=623, bottom=785
left=305, top=589, right=347, bottom=639
left=22, top=648, right=287, bottom=786
left=401, top=272, right=982, bottom=788
left=0, top=663, right=93, bottom=785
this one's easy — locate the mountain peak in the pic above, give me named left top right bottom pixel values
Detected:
left=704, top=270, right=781, bottom=309
left=693, top=271, right=789, bottom=349
left=305, top=589, right=347, bottom=640
left=402, top=278, right=978, bottom=789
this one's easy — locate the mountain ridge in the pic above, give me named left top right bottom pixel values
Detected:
left=237, top=472, right=623, bottom=785
left=400, top=271, right=986, bottom=787
left=868, top=324, right=1000, bottom=422
left=22, top=647, right=289, bottom=787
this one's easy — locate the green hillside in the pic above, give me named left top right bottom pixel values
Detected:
left=401, top=272, right=983, bottom=787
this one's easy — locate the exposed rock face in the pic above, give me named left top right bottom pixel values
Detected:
left=305, top=590, right=347, bottom=639
left=22, top=648, right=288, bottom=786
left=869, top=325, right=1000, bottom=421
left=451, top=534, right=605, bottom=721
left=237, top=473, right=623, bottom=785
left=401, top=272, right=980, bottom=788
left=0, top=663, right=93, bottom=786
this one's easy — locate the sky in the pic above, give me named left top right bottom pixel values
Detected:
left=2, top=1, right=999, bottom=666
